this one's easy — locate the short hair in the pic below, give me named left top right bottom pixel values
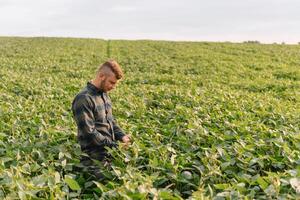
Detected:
left=98, top=60, right=123, bottom=79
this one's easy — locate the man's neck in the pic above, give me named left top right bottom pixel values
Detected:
left=90, top=79, right=105, bottom=93
left=90, top=79, right=99, bottom=89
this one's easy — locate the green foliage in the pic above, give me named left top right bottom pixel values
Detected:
left=65, top=176, right=81, bottom=191
left=0, top=37, right=299, bottom=199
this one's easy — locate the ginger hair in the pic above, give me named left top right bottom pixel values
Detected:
left=98, top=60, right=123, bottom=79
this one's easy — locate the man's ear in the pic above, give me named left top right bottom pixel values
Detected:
left=98, top=73, right=105, bottom=81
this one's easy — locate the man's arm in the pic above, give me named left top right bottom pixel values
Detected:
left=72, top=95, right=116, bottom=147
left=112, top=117, right=132, bottom=145
left=111, top=117, right=125, bottom=141
left=105, top=94, right=130, bottom=143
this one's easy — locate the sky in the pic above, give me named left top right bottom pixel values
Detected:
left=0, top=0, right=299, bottom=44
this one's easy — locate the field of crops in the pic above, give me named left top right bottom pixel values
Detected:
left=0, top=37, right=299, bottom=199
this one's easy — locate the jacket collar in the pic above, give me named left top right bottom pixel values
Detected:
left=87, top=82, right=104, bottom=94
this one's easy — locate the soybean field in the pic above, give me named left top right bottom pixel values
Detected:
left=0, top=37, right=299, bottom=199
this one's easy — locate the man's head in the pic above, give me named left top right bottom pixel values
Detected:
left=94, top=60, right=123, bottom=92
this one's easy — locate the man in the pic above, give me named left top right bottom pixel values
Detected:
left=72, top=60, right=130, bottom=178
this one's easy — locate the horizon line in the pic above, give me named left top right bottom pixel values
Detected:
left=0, top=34, right=299, bottom=45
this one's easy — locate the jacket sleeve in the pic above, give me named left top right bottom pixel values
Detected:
left=105, top=94, right=125, bottom=141
left=72, top=95, right=117, bottom=147
left=112, top=117, right=125, bottom=141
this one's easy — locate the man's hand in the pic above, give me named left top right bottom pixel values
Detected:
left=120, top=135, right=131, bottom=150
left=121, top=135, right=131, bottom=144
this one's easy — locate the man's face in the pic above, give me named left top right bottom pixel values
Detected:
left=100, top=74, right=118, bottom=92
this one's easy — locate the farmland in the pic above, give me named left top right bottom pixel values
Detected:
left=0, top=37, right=299, bottom=199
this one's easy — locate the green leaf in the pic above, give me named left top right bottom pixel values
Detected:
left=32, top=175, right=47, bottom=187
left=159, top=190, right=179, bottom=199
left=214, top=183, right=231, bottom=190
left=65, top=176, right=81, bottom=191
left=93, top=181, right=107, bottom=193
left=257, top=176, right=268, bottom=190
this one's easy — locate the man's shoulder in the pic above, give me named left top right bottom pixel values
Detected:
left=72, top=87, right=94, bottom=107
left=103, top=92, right=111, bottom=100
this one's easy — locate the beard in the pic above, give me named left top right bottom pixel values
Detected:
left=99, top=78, right=107, bottom=92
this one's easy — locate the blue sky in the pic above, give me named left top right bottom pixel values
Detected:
left=0, top=0, right=299, bottom=43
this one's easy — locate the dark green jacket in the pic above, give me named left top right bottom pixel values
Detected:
left=72, top=82, right=125, bottom=160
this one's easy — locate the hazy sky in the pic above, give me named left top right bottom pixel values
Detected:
left=0, top=0, right=299, bottom=43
